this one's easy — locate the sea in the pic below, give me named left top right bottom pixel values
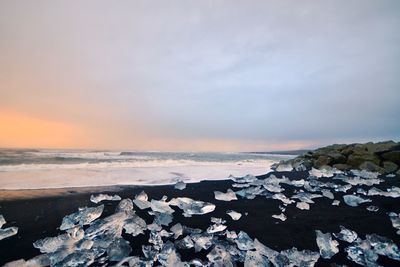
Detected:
left=0, top=149, right=295, bottom=190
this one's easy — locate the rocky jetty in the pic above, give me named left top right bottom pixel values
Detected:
left=273, top=141, right=400, bottom=175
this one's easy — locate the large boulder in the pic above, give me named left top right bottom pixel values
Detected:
left=381, top=151, right=400, bottom=165
left=332, top=164, right=352, bottom=171
left=347, top=153, right=380, bottom=168
left=359, top=161, right=385, bottom=173
left=314, top=156, right=332, bottom=168
left=382, top=161, right=398, bottom=174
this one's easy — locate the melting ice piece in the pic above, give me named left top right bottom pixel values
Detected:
left=33, top=227, right=84, bottom=253
left=272, top=193, right=294, bottom=205
left=90, top=194, right=121, bottom=204
left=368, top=187, right=400, bottom=198
left=3, top=255, right=50, bottom=267
left=332, top=200, right=340, bottom=206
left=0, top=227, right=18, bottom=241
left=225, top=230, right=238, bottom=239
left=169, top=197, right=215, bottom=217
left=333, top=226, right=358, bottom=243
left=150, top=199, right=175, bottom=214
left=292, top=192, right=322, bottom=204
left=154, top=212, right=173, bottom=226
left=207, top=223, right=227, bottom=234
left=207, top=244, right=234, bottom=266
left=309, top=167, right=341, bottom=178
left=333, top=175, right=382, bottom=186
left=0, top=214, right=5, bottom=228
left=133, top=191, right=152, bottom=210
left=272, top=213, right=287, bottom=221
left=235, top=231, right=255, bottom=250
left=350, top=169, right=379, bottom=179
left=231, top=174, right=257, bottom=184
left=170, top=223, right=183, bottom=239
left=226, top=210, right=242, bottom=221
left=116, top=199, right=134, bottom=212
left=60, top=205, right=104, bottom=230
left=175, top=236, right=194, bottom=250
left=244, top=250, right=269, bottom=267
left=345, top=238, right=379, bottom=266
left=191, top=233, right=214, bottom=252
left=321, top=189, right=334, bottom=200
left=343, top=195, right=372, bottom=207
left=367, top=205, right=379, bottom=212
left=296, top=202, right=310, bottom=210
left=366, top=234, right=400, bottom=261
left=280, top=247, right=320, bottom=267
left=276, top=162, right=293, bottom=172
left=315, top=230, right=339, bottom=259
left=214, top=189, right=238, bottom=201
left=107, top=237, right=132, bottom=261
left=174, top=180, right=186, bottom=190
left=236, top=186, right=265, bottom=200
left=389, top=212, right=400, bottom=235
left=123, top=213, right=147, bottom=236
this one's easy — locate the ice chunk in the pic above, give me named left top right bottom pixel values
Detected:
left=60, top=205, right=104, bottom=230
left=150, top=199, right=175, bottom=214
left=367, top=205, right=379, bottom=212
left=272, top=193, right=294, bottom=205
left=231, top=174, right=257, bottom=184
left=207, top=244, right=234, bottom=266
left=174, top=180, right=186, bottom=191
left=389, top=212, right=400, bottom=235
left=321, top=189, right=334, bottom=200
left=169, top=197, right=215, bottom=217
left=0, top=214, right=6, bottom=228
left=4, top=255, right=50, bottom=267
left=244, top=250, right=269, bottom=267
left=333, top=175, right=382, bottom=186
left=90, top=193, right=121, bottom=203
left=292, top=192, right=322, bottom=203
left=235, top=231, right=255, bottom=250
left=332, top=200, right=340, bottom=206
left=236, top=186, right=265, bottom=200
left=154, top=212, right=173, bottom=226
left=170, top=223, right=183, bottom=239
left=280, top=247, right=320, bottom=267
left=116, top=199, right=134, bottom=212
left=333, top=226, right=358, bottom=243
left=214, top=189, right=237, bottom=201
left=350, top=169, right=379, bottom=179
left=133, top=191, right=152, bottom=210
left=107, top=237, right=132, bottom=261
left=226, top=210, right=242, bottom=220
left=309, top=167, right=341, bottom=178
left=368, top=186, right=400, bottom=198
left=276, top=162, right=293, bottom=172
left=207, top=223, right=227, bottom=234
left=296, top=202, right=310, bottom=210
left=272, top=213, right=287, bottom=221
left=225, top=230, right=238, bottom=239
left=123, top=213, right=147, bottom=236
left=345, top=238, right=379, bottom=266
left=191, top=233, right=213, bottom=252
left=0, top=227, right=18, bottom=241
left=366, top=234, right=400, bottom=261
left=343, top=195, right=372, bottom=207
left=315, top=230, right=339, bottom=259
left=175, top=236, right=194, bottom=250
left=33, top=228, right=84, bottom=253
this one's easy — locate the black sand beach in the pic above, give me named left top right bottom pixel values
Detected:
left=1, top=171, right=400, bottom=266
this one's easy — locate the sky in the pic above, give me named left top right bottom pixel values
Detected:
left=0, top=0, right=399, bottom=151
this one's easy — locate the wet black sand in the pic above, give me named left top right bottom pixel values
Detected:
left=1, top=171, right=400, bottom=266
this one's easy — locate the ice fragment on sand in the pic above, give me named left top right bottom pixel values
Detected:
left=333, top=175, right=382, bottom=186
left=235, top=231, right=255, bottom=251
left=174, top=180, right=186, bottom=190
left=272, top=193, right=294, bottom=204
left=280, top=247, right=320, bottom=267
left=343, top=195, right=372, bottom=207
left=366, top=234, right=400, bottom=261
left=272, top=213, right=287, bottom=221
left=33, top=228, right=84, bottom=253
left=207, top=223, right=227, bottom=234
left=296, top=202, right=310, bottom=210
left=321, top=189, right=334, bottom=200
left=60, top=205, right=104, bottom=230
left=368, top=186, right=400, bottom=198
left=116, top=198, right=134, bottom=212
left=235, top=186, right=265, bottom=199
left=154, top=212, right=173, bottom=226
left=207, top=244, right=234, bottom=267
left=315, top=230, right=339, bottom=259
left=333, top=226, right=358, bottom=243
left=214, top=189, right=237, bottom=201
left=123, top=213, right=147, bottom=236
left=90, top=193, right=121, bottom=203
left=309, top=167, right=341, bottom=178
left=150, top=199, right=175, bottom=214
left=389, top=212, right=400, bottom=235
left=169, top=197, right=215, bottom=217
left=367, top=205, right=379, bottom=212
left=0, top=215, right=6, bottom=228
left=107, top=237, right=132, bottom=261
left=133, top=191, right=152, bottom=210
left=0, top=227, right=18, bottom=241
left=3, top=255, right=50, bottom=267
left=276, top=162, right=293, bottom=172
left=191, top=233, right=213, bottom=252
left=345, top=238, right=379, bottom=266
left=350, top=169, right=379, bottom=179
left=292, top=192, right=322, bottom=204
left=170, top=223, right=183, bottom=239
left=332, top=200, right=340, bottom=206
left=226, top=210, right=242, bottom=220
left=175, top=236, right=194, bottom=250
left=244, top=250, right=269, bottom=267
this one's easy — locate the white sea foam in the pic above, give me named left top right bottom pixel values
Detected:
left=0, top=151, right=285, bottom=189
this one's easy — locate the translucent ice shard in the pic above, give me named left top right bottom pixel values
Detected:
left=107, top=237, right=132, bottom=261
left=207, top=244, right=234, bottom=267
left=133, top=191, right=152, bottom=210
left=244, top=250, right=269, bottom=267
left=236, top=186, right=265, bottom=200
left=296, top=202, right=310, bottom=210
left=0, top=214, right=5, bottom=228
left=191, top=233, right=213, bottom=252
left=154, top=212, right=173, bottom=226
left=90, top=193, right=121, bottom=203
left=389, top=212, right=400, bottom=235
left=315, top=230, right=339, bottom=259
left=343, top=195, right=372, bottom=207
left=272, top=193, right=294, bottom=205
left=60, top=205, right=104, bottom=230
left=33, top=228, right=84, bottom=253
left=333, top=226, right=358, bottom=243
left=207, top=223, right=227, bottom=234
left=321, top=189, right=334, bottom=200
left=368, top=186, right=400, bottom=198
left=309, top=167, right=341, bottom=178
left=367, top=205, right=379, bottom=212
left=174, top=180, right=186, bottom=191
left=214, top=189, right=237, bottom=201
left=3, top=255, right=50, bottom=267
left=332, top=200, right=340, bottom=206
left=350, top=169, right=379, bottom=179
left=367, top=234, right=400, bottom=261
left=226, top=210, right=242, bottom=220
left=116, top=198, right=134, bottom=212
left=272, top=213, right=287, bottom=221
left=0, top=226, right=18, bottom=241
left=231, top=174, right=257, bottom=184
left=175, top=236, right=194, bottom=249
left=292, top=192, right=322, bottom=204
left=169, top=197, right=215, bottom=217
left=280, top=247, right=320, bottom=267
left=345, top=238, right=379, bottom=266
left=150, top=199, right=175, bottom=214
left=123, top=213, right=147, bottom=236
left=170, top=223, right=183, bottom=239
left=235, top=231, right=255, bottom=251
left=333, top=175, right=382, bottom=186
left=276, top=162, right=293, bottom=172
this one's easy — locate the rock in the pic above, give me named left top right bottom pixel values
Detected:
left=315, top=156, right=333, bottom=168
left=359, top=161, right=385, bottom=173
left=332, top=164, right=352, bottom=171
left=347, top=154, right=380, bottom=168
left=383, top=161, right=398, bottom=174
left=365, top=141, right=399, bottom=154
left=381, top=151, right=400, bottom=165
